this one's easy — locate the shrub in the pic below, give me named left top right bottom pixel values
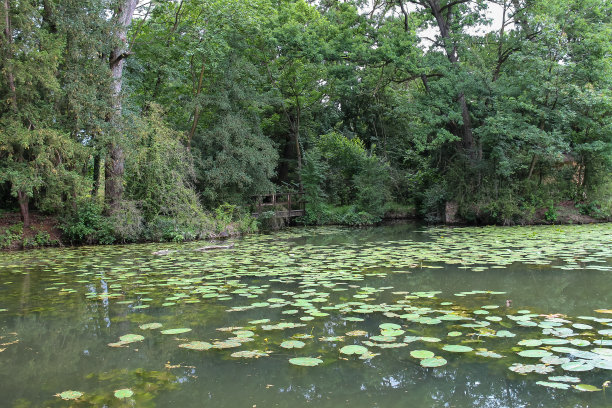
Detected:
left=0, top=223, right=23, bottom=249
left=109, top=201, right=144, bottom=243
left=60, top=201, right=115, bottom=244
left=544, top=203, right=558, bottom=223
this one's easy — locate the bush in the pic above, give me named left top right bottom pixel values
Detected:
left=0, top=223, right=23, bottom=249
left=544, top=203, right=558, bottom=223
left=301, top=132, right=391, bottom=225
left=109, top=201, right=144, bottom=243
left=22, top=230, right=58, bottom=249
left=60, top=201, right=115, bottom=245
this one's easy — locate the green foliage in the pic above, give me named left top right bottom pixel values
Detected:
left=2, top=0, right=611, bottom=243
left=213, top=204, right=258, bottom=235
left=544, top=204, right=558, bottom=223
left=125, top=104, right=202, bottom=222
left=60, top=201, right=115, bottom=245
left=0, top=121, right=90, bottom=215
left=22, top=230, right=58, bottom=249
left=0, top=223, right=24, bottom=249
left=301, top=132, right=391, bottom=225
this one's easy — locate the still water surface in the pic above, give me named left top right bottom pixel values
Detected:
left=0, top=223, right=611, bottom=407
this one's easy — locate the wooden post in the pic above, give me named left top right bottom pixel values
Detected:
left=288, top=193, right=292, bottom=216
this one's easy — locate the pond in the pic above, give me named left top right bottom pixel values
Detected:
left=0, top=223, right=611, bottom=407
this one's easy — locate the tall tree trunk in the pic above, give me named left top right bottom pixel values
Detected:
left=428, top=0, right=476, bottom=159
left=17, top=191, right=30, bottom=227
left=294, top=100, right=303, bottom=190
left=92, top=152, right=101, bottom=196
left=2, top=0, right=17, bottom=111
left=4, top=0, right=30, bottom=225
left=187, top=59, right=206, bottom=149
left=105, top=0, right=138, bottom=212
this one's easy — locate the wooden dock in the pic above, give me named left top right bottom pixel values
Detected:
left=252, top=192, right=305, bottom=218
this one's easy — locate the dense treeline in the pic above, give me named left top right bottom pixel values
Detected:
left=1, top=0, right=610, bottom=244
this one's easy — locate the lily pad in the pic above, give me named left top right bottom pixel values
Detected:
left=535, top=381, right=570, bottom=390
left=442, top=345, right=473, bottom=353
left=411, top=350, right=435, bottom=359
left=420, top=356, right=447, bottom=367
left=548, top=376, right=581, bottom=383
left=517, top=349, right=551, bottom=358
left=379, top=323, right=401, bottom=330
left=139, top=323, right=162, bottom=330
left=517, top=339, right=542, bottom=347
left=119, top=334, right=144, bottom=343
left=114, top=389, right=134, bottom=399
left=178, top=341, right=212, bottom=351
left=161, top=328, right=192, bottom=335
left=58, top=391, right=83, bottom=400
left=231, top=350, right=269, bottom=358
left=573, top=384, right=602, bottom=392
left=475, top=350, right=503, bottom=358
left=289, top=357, right=323, bottom=367
left=340, top=345, right=369, bottom=355
left=280, top=340, right=305, bottom=349
left=561, top=361, right=595, bottom=372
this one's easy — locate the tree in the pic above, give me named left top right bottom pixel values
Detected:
left=105, top=0, right=139, bottom=212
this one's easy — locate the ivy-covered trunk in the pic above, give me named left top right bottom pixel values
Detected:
left=105, top=0, right=138, bottom=212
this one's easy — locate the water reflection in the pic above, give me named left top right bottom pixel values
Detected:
left=0, top=223, right=610, bottom=407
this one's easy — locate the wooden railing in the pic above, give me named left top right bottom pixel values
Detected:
left=252, top=192, right=305, bottom=218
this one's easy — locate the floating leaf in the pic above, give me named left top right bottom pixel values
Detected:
left=161, top=328, right=192, bottom=335
left=536, top=381, right=570, bottom=390
left=231, top=350, right=269, bottom=358
left=320, top=336, right=344, bottom=342
left=540, top=355, right=570, bottom=365
left=280, top=340, right=305, bottom=349
left=411, top=350, right=435, bottom=359
left=548, top=376, right=581, bottom=383
left=420, top=356, right=447, bottom=367
left=114, top=389, right=134, bottom=399
left=289, top=357, right=323, bottom=367
left=573, top=384, right=602, bottom=392
left=58, top=391, right=83, bottom=400
left=139, top=323, right=162, bottom=330
left=561, top=361, right=595, bottom=372
left=593, top=348, right=612, bottom=356
left=346, top=330, right=368, bottom=337
left=119, top=334, right=144, bottom=343
left=340, top=345, right=368, bottom=355
left=517, top=339, right=542, bottom=347
left=475, top=350, right=503, bottom=358
left=517, top=349, right=551, bottom=358
left=178, top=341, right=212, bottom=351
left=379, top=323, right=401, bottom=330
left=442, top=345, right=473, bottom=353
left=248, top=319, right=270, bottom=325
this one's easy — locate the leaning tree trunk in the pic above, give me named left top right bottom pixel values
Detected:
left=105, top=0, right=138, bottom=212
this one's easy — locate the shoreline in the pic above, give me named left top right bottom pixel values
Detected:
left=1, top=208, right=608, bottom=252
